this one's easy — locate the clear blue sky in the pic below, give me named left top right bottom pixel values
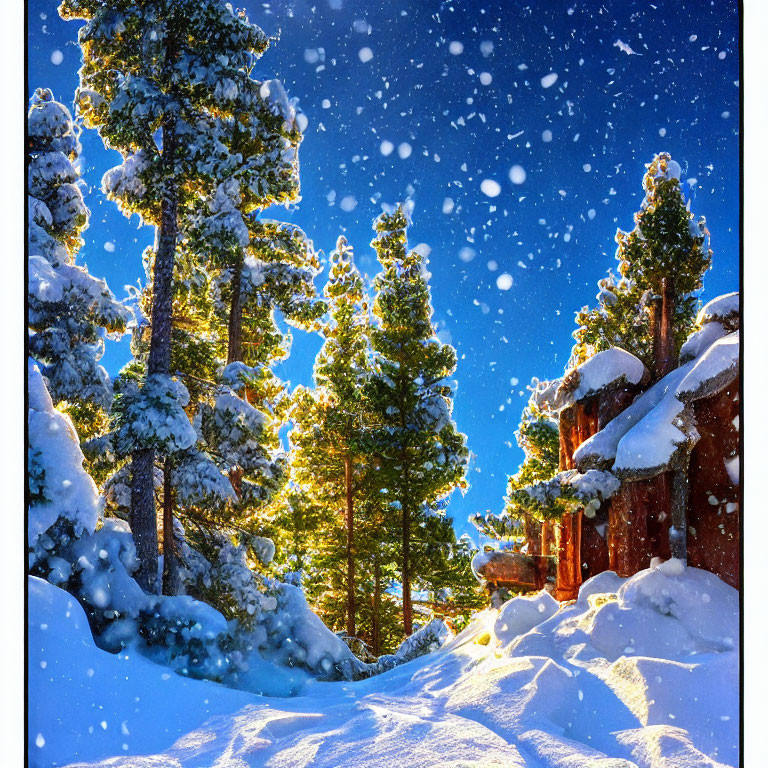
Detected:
left=29, top=0, right=739, bottom=541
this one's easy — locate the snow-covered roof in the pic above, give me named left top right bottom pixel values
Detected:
left=676, top=331, right=739, bottom=404
left=574, top=329, right=739, bottom=480
left=696, top=291, right=739, bottom=328
left=679, top=321, right=728, bottom=364
left=574, top=362, right=692, bottom=472
left=612, top=371, right=696, bottom=480
left=553, top=348, right=648, bottom=410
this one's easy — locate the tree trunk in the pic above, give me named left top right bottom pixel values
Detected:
left=227, top=251, right=244, bottom=364
left=228, top=466, right=243, bottom=498
left=650, top=294, right=663, bottom=381
left=129, top=109, right=179, bottom=594
left=162, top=457, right=181, bottom=596
left=344, top=455, right=356, bottom=638
left=130, top=449, right=158, bottom=593
left=402, top=505, right=412, bottom=636
left=541, top=520, right=556, bottom=557
left=658, top=277, right=676, bottom=379
left=372, top=555, right=381, bottom=657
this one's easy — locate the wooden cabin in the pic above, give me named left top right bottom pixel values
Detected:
left=474, top=292, right=740, bottom=600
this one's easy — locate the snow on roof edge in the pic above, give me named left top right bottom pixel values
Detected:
left=554, top=347, right=648, bottom=411
left=696, top=291, right=739, bottom=327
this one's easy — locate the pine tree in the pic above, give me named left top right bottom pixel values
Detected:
left=290, top=236, right=372, bottom=638
left=571, top=156, right=710, bottom=375
left=488, top=388, right=560, bottom=546
left=60, top=0, right=296, bottom=591
left=366, top=206, right=469, bottom=635
left=569, top=270, right=652, bottom=369
left=411, top=523, right=484, bottom=627
left=27, top=87, right=131, bottom=436
left=613, top=153, right=711, bottom=379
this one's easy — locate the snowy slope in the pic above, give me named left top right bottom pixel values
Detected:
left=30, top=560, right=738, bottom=768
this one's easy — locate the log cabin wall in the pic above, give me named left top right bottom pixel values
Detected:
left=687, top=377, right=740, bottom=588
left=550, top=373, right=739, bottom=597
left=554, top=397, right=600, bottom=601
left=607, top=473, right=672, bottom=577
left=555, top=386, right=643, bottom=596
left=598, top=386, right=640, bottom=430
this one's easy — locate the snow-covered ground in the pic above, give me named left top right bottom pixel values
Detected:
left=29, top=558, right=738, bottom=768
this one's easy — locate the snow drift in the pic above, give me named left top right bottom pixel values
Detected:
left=30, top=559, right=738, bottom=768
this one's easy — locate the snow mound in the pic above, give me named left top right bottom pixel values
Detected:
left=28, top=576, right=256, bottom=767
left=41, top=563, right=738, bottom=767
left=576, top=569, right=626, bottom=604
left=28, top=360, right=99, bottom=553
left=494, top=590, right=559, bottom=645
left=617, top=559, right=737, bottom=652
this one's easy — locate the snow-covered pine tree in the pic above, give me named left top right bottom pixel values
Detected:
left=200, top=220, right=324, bottom=519
left=569, top=270, right=652, bottom=369
left=124, top=245, right=231, bottom=595
left=366, top=205, right=469, bottom=636
left=179, top=83, right=323, bottom=550
left=614, top=153, right=711, bottom=379
left=59, top=0, right=289, bottom=592
left=289, top=236, right=372, bottom=638
left=410, top=523, right=484, bottom=627
left=27, top=88, right=131, bottom=436
left=480, top=388, right=561, bottom=549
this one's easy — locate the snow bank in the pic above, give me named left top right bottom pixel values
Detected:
left=576, top=569, right=626, bottom=603
left=617, top=558, right=737, bottom=652
left=494, top=590, right=559, bottom=646
left=28, top=360, right=99, bottom=554
left=37, top=563, right=738, bottom=768
left=28, top=576, right=255, bottom=768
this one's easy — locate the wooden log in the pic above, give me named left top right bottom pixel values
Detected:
left=476, top=550, right=555, bottom=591
left=541, top=521, right=556, bottom=557
left=554, top=511, right=583, bottom=601
left=555, top=397, right=604, bottom=599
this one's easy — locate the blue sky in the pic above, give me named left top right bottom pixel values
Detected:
left=29, top=0, right=739, bottom=540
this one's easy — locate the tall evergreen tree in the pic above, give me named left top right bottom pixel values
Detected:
left=488, top=387, right=561, bottom=547
left=571, top=155, right=711, bottom=376
left=290, top=236, right=372, bottom=637
left=367, top=206, right=469, bottom=635
left=612, top=153, right=711, bottom=379
left=60, top=0, right=301, bottom=591
left=27, top=87, right=131, bottom=436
